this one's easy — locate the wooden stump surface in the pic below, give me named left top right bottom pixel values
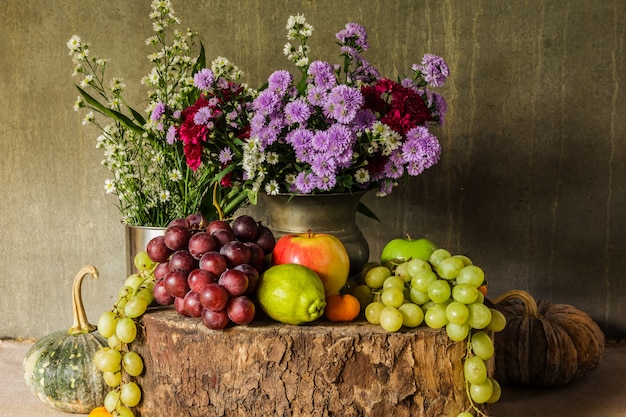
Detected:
left=133, top=307, right=489, bottom=417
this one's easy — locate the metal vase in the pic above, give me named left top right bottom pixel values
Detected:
left=261, top=192, right=370, bottom=276
left=125, top=225, right=166, bottom=276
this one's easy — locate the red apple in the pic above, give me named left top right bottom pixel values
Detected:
left=271, top=231, right=350, bottom=296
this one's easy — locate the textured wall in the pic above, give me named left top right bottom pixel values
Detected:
left=1, top=0, right=624, bottom=339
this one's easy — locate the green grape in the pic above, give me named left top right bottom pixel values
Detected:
left=134, top=251, right=156, bottom=272
left=120, top=381, right=142, bottom=407
left=124, top=296, right=148, bottom=319
left=102, top=371, right=122, bottom=387
left=486, top=377, right=502, bottom=403
left=104, top=389, right=121, bottom=412
left=365, top=301, right=385, bottom=324
left=456, top=413, right=474, bottom=417
left=466, top=303, right=492, bottom=329
left=436, top=256, right=465, bottom=280
left=421, top=301, right=436, bottom=313
left=486, top=308, right=507, bottom=332
left=453, top=254, right=473, bottom=267
left=379, top=306, right=403, bottom=332
left=463, top=356, right=487, bottom=385
left=424, top=303, right=448, bottom=329
left=471, top=331, right=495, bottom=360
left=116, top=317, right=138, bottom=344
left=398, top=303, right=424, bottom=327
left=117, top=286, right=133, bottom=300
left=98, top=311, right=119, bottom=339
left=406, top=258, right=432, bottom=277
left=135, top=284, right=155, bottom=303
left=108, top=333, right=123, bottom=350
left=410, top=270, right=438, bottom=292
left=114, top=406, right=135, bottom=417
left=94, top=347, right=122, bottom=373
left=124, top=274, right=144, bottom=291
left=446, top=301, right=469, bottom=324
left=469, top=378, right=493, bottom=404
left=452, top=283, right=479, bottom=304
left=427, top=279, right=451, bottom=304
left=364, top=266, right=391, bottom=289
left=474, top=289, right=485, bottom=305
left=409, top=287, right=431, bottom=305
left=456, top=265, right=484, bottom=287
left=429, top=248, right=451, bottom=266
left=446, top=322, right=470, bottom=341
left=383, top=276, right=405, bottom=290
left=352, top=284, right=374, bottom=312
left=381, top=287, right=405, bottom=308
left=122, top=351, right=144, bottom=377
left=394, top=262, right=412, bottom=283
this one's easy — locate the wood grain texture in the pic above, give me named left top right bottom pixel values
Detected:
left=133, top=308, right=489, bottom=417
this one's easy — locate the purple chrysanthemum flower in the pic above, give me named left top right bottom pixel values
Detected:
left=252, top=90, right=282, bottom=116
left=311, top=153, right=336, bottom=178
left=311, top=130, right=329, bottom=151
left=193, top=68, right=214, bottom=90
left=284, top=98, right=311, bottom=125
left=151, top=102, right=166, bottom=121
left=193, top=106, right=213, bottom=125
left=433, top=92, right=448, bottom=125
left=307, top=85, right=328, bottom=107
left=313, top=172, right=337, bottom=191
left=352, top=108, right=377, bottom=131
left=324, top=84, right=363, bottom=124
left=308, top=60, right=336, bottom=90
left=267, top=70, right=293, bottom=94
left=219, top=147, right=234, bottom=164
left=294, top=171, right=315, bottom=193
left=336, top=22, right=369, bottom=51
left=417, top=54, right=449, bottom=87
left=166, top=125, right=177, bottom=145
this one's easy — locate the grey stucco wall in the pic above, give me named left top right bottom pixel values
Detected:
left=1, top=0, right=625, bottom=339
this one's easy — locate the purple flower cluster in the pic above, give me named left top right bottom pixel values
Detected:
left=242, top=16, right=449, bottom=198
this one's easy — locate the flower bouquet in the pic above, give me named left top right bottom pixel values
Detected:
left=68, top=1, right=254, bottom=227
left=242, top=15, right=449, bottom=211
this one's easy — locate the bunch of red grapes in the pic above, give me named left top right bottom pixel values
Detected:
left=146, top=213, right=276, bottom=330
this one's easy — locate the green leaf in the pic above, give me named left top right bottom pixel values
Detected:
left=76, top=85, right=145, bottom=135
left=357, top=202, right=380, bottom=222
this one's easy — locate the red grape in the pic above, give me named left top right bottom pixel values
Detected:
left=168, top=250, right=198, bottom=273
left=220, top=240, right=251, bottom=268
left=218, top=269, right=249, bottom=297
left=201, top=308, right=230, bottom=330
left=154, top=261, right=170, bottom=281
left=227, top=296, right=256, bottom=325
left=186, top=213, right=209, bottom=231
left=146, top=235, right=173, bottom=263
left=163, top=269, right=190, bottom=298
left=231, top=215, right=258, bottom=242
left=255, top=225, right=276, bottom=254
left=199, top=283, right=230, bottom=312
left=199, top=251, right=228, bottom=276
left=207, top=220, right=232, bottom=235
left=187, top=269, right=217, bottom=293
left=164, top=225, right=191, bottom=251
left=183, top=291, right=203, bottom=318
left=188, top=232, right=217, bottom=260
left=153, top=279, right=174, bottom=305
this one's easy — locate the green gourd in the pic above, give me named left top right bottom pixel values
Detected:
left=23, top=266, right=109, bottom=413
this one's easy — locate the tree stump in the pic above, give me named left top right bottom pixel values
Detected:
left=133, top=308, right=489, bottom=417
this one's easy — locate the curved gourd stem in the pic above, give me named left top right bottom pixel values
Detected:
left=68, top=265, right=99, bottom=335
left=492, top=289, right=540, bottom=319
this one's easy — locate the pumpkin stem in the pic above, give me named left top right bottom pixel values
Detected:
left=68, top=266, right=99, bottom=335
left=492, top=289, right=541, bottom=319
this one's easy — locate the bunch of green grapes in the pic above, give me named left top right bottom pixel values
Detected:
left=93, top=251, right=156, bottom=417
left=357, top=248, right=507, bottom=417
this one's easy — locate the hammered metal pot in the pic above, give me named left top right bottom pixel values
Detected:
left=261, top=192, right=370, bottom=276
left=125, top=225, right=166, bottom=276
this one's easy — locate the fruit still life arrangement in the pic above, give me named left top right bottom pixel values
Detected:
left=23, top=212, right=604, bottom=417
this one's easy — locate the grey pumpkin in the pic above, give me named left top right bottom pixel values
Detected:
left=23, top=266, right=109, bottom=413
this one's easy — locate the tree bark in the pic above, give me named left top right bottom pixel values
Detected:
left=134, top=308, right=489, bottom=417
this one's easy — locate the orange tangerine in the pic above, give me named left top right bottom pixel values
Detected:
left=324, top=294, right=361, bottom=322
